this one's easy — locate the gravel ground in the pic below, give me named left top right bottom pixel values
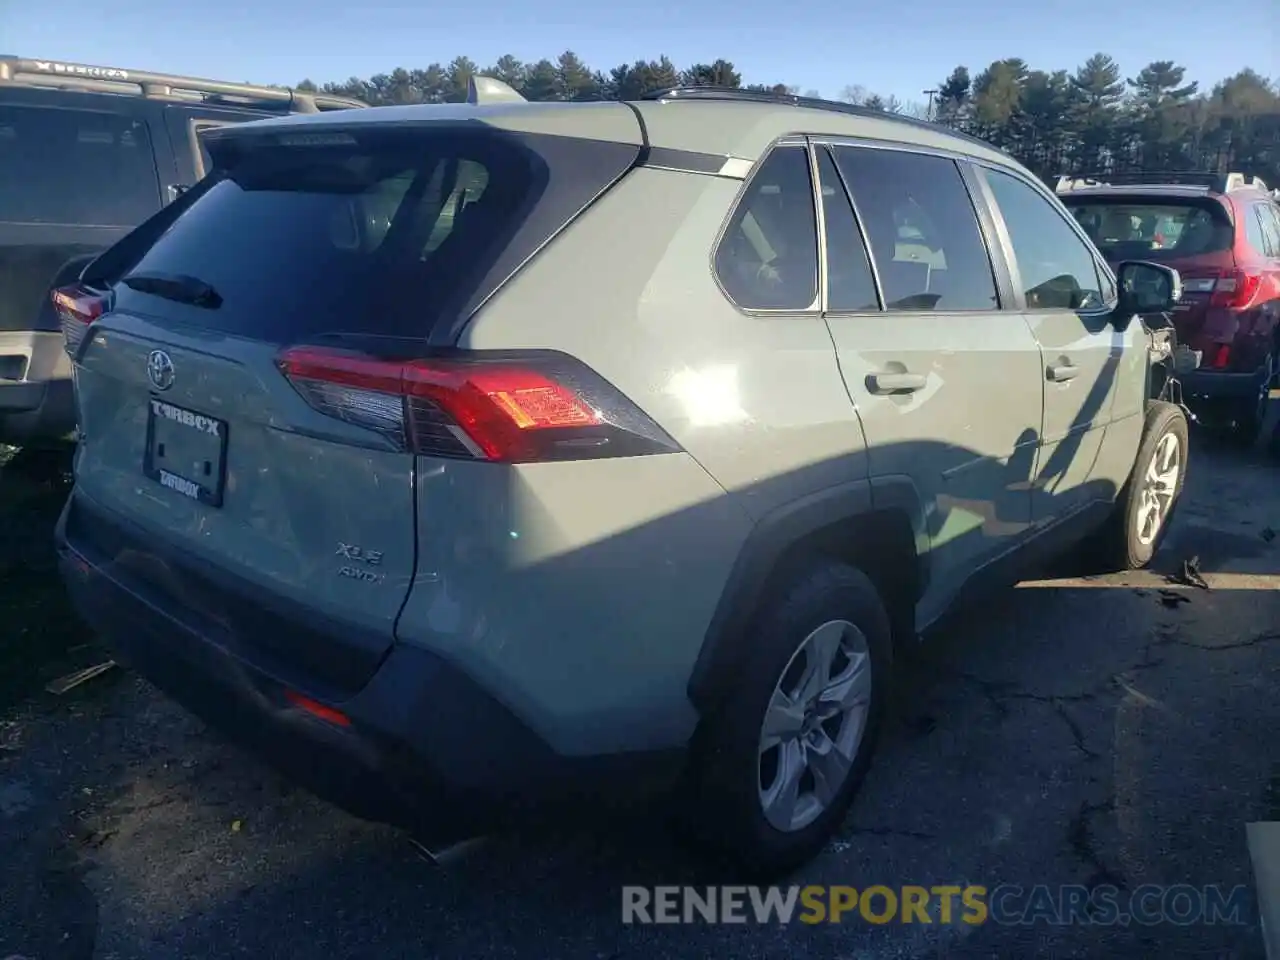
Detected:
left=0, top=436, right=1276, bottom=959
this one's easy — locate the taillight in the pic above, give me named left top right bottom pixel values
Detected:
left=52, top=284, right=108, bottom=356
left=1204, top=269, right=1264, bottom=310
left=276, top=346, right=681, bottom=463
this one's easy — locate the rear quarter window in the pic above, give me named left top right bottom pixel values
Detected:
left=713, top=145, right=819, bottom=311
left=0, top=103, right=160, bottom=226
left=113, top=125, right=639, bottom=343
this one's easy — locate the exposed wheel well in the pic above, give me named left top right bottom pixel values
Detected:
left=692, top=507, right=920, bottom=712
left=763, top=508, right=919, bottom=644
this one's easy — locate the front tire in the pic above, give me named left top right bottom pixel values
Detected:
left=684, top=561, right=893, bottom=879
left=1102, top=401, right=1189, bottom=570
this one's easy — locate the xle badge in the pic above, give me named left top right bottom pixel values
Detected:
left=336, top=542, right=385, bottom=584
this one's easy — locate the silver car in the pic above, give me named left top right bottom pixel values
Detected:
left=54, top=79, right=1189, bottom=877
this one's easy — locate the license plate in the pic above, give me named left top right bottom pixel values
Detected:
left=143, top=397, right=228, bottom=507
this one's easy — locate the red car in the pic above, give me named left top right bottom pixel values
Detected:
left=1058, top=172, right=1280, bottom=436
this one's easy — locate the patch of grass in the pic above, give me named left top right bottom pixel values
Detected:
left=0, top=446, right=95, bottom=713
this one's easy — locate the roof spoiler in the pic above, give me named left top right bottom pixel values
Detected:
left=467, top=75, right=526, bottom=105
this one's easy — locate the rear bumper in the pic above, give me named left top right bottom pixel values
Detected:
left=0, top=331, right=76, bottom=445
left=55, top=494, right=685, bottom=835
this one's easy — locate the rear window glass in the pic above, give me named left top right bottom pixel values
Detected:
left=0, top=104, right=160, bottom=226
left=115, top=125, right=637, bottom=342
left=1064, top=199, right=1233, bottom=260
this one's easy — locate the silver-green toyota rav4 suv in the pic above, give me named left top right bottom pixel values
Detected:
left=55, top=78, right=1189, bottom=877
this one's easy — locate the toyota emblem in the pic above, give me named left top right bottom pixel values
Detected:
left=147, top=350, right=175, bottom=391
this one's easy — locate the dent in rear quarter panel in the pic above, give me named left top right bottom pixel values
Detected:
left=396, top=454, right=752, bottom=756
left=460, top=166, right=871, bottom=520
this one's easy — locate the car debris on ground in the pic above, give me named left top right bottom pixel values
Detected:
left=44, top=661, right=116, bottom=696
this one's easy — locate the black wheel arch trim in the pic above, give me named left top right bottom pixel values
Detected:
left=868, top=474, right=933, bottom=572
left=688, top=476, right=930, bottom=712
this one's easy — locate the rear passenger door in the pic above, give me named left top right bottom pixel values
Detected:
left=816, top=141, right=1043, bottom=623
left=972, top=164, right=1139, bottom=522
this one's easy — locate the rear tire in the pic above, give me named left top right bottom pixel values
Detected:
left=1231, top=351, right=1275, bottom=447
left=1099, top=401, right=1189, bottom=570
left=682, top=561, right=892, bottom=880
left=1253, top=356, right=1280, bottom=458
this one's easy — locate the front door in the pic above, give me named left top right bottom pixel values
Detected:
left=816, top=141, right=1044, bottom=624
left=972, top=164, right=1139, bottom=523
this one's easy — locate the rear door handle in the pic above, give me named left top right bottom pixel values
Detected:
left=867, top=372, right=927, bottom=394
left=1047, top=362, right=1079, bottom=382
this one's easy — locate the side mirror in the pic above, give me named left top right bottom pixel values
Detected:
left=1116, top=260, right=1182, bottom=316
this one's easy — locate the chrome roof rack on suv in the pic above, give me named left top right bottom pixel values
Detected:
left=0, top=56, right=367, bottom=113
left=1055, top=170, right=1270, bottom=195
left=641, top=85, right=998, bottom=152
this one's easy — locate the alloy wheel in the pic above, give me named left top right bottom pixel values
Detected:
left=1135, top=430, right=1181, bottom=546
left=757, top=619, right=872, bottom=833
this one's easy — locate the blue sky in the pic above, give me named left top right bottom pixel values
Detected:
left=3, top=0, right=1275, bottom=106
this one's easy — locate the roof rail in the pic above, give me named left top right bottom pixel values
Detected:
left=0, top=56, right=366, bottom=113
left=640, top=86, right=999, bottom=152
left=1056, top=170, right=1271, bottom=195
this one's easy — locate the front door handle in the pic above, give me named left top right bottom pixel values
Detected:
left=1047, top=362, right=1079, bottom=382
left=867, top=371, right=927, bottom=394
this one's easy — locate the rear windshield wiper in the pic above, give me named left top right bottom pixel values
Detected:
left=121, top=272, right=223, bottom=309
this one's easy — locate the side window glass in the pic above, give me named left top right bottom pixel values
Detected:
left=1266, top=206, right=1280, bottom=258
left=714, top=146, right=818, bottom=310
left=816, top=147, right=879, bottom=311
left=1253, top=204, right=1280, bottom=258
left=981, top=167, right=1104, bottom=311
left=1246, top=205, right=1269, bottom=255
left=832, top=147, right=998, bottom=311
left=0, top=105, right=159, bottom=226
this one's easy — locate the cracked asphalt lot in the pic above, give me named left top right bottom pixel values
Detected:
left=1, top=437, right=1277, bottom=959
